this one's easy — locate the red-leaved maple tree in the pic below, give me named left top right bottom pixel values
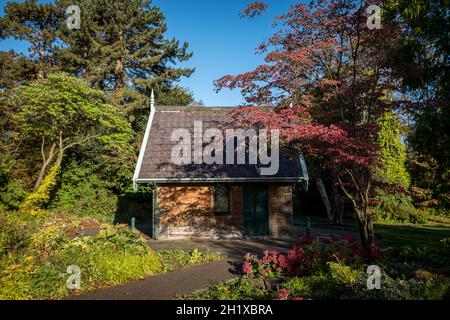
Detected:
left=215, top=0, right=402, bottom=253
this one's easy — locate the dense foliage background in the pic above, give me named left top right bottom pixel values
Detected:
left=0, top=0, right=448, bottom=301
left=0, top=0, right=198, bottom=222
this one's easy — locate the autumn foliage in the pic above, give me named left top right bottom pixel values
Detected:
left=216, top=0, right=402, bottom=251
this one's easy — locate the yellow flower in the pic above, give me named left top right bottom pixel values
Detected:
left=9, top=264, right=21, bottom=270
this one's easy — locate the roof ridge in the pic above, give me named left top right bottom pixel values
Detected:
left=156, top=105, right=237, bottom=112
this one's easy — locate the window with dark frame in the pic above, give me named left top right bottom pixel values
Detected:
left=213, top=184, right=230, bottom=216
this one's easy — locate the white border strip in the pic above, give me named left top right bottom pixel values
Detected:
left=299, top=153, right=309, bottom=191
left=135, top=177, right=307, bottom=183
left=133, top=106, right=156, bottom=192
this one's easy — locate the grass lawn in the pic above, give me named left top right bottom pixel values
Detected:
left=191, top=215, right=450, bottom=300
left=297, top=215, right=450, bottom=249
left=374, top=219, right=450, bottom=249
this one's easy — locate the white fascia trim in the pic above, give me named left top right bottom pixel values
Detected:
left=135, top=177, right=307, bottom=184
left=298, top=153, right=309, bottom=191
left=133, top=107, right=156, bottom=192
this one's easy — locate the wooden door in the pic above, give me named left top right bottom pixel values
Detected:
left=243, top=184, right=269, bottom=235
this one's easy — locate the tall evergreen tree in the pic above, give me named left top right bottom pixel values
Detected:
left=0, top=51, right=38, bottom=89
left=0, top=0, right=61, bottom=78
left=56, top=0, right=193, bottom=96
left=384, top=0, right=450, bottom=207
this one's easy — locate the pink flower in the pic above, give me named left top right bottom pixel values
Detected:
left=242, top=262, right=253, bottom=275
left=278, top=254, right=288, bottom=268
left=277, top=289, right=291, bottom=299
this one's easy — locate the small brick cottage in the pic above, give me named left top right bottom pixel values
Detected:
left=133, top=100, right=308, bottom=240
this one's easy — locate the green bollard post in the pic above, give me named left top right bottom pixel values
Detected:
left=306, top=216, right=311, bottom=236
left=131, top=217, right=136, bottom=231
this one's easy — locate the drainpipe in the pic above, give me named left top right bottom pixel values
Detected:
left=152, top=182, right=158, bottom=239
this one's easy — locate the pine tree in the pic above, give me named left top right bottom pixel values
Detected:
left=56, top=0, right=193, bottom=96
left=0, top=50, right=38, bottom=89
left=0, top=0, right=61, bottom=78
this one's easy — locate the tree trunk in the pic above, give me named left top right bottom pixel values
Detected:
left=115, top=31, right=125, bottom=90
left=115, top=58, right=124, bottom=90
left=331, top=182, right=344, bottom=225
left=34, top=162, right=49, bottom=191
left=34, top=141, right=57, bottom=191
left=337, top=169, right=375, bottom=259
left=316, top=178, right=333, bottom=223
left=34, top=157, right=63, bottom=191
left=356, top=206, right=376, bottom=259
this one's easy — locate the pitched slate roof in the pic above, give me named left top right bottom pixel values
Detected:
left=133, top=106, right=308, bottom=186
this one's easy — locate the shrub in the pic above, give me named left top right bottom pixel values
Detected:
left=0, top=212, right=33, bottom=256
left=156, top=249, right=221, bottom=272
left=427, top=207, right=450, bottom=217
left=282, top=277, right=310, bottom=296
left=50, top=161, right=118, bottom=223
left=60, top=246, right=161, bottom=287
left=0, top=256, right=34, bottom=300
left=327, top=261, right=362, bottom=286
left=242, top=236, right=367, bottom=279
left=190, top=242, right=450, bottom=300
left=291, top=268, right=449, bottom=300
left=0, top=177, right=27, bottom=211
left=29, top=225, right=68, bottom=256
left=273, top=288, right=305, bottom=300
left=373, top=189, right=428, bottom=224
left=189, top=277, right=269, bottom=300
left=342, top=272, right=449, bottom=300
left=441, top=238, right=450, bottom=253
left=68, top=225, right=151, bottom=256
left=242, top=250, right=286, bottom=279
left=0, top=223, right=162, bottom=299
left=19, top=164, right=60, bottom=215
left=383, top=245, right=450, bottom=272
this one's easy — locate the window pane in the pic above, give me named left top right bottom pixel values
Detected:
left=214, top=184, right=230, bottom=215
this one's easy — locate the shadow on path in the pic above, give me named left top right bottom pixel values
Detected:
left=66, top=260, right=234, bottom=300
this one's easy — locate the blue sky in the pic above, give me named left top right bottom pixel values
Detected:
left=0, top=0, right=298, bottom=105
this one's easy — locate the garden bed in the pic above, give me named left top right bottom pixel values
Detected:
left=0, top=210, right=221, bottom=300
left=187, top=232, right=450, bottom=300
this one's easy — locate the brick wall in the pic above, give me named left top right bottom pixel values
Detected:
left=156, top=183, right=243, bottom=238
left=155, top=183, right=293, bottom=239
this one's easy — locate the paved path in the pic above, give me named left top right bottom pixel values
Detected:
left=66, top=221, right=363, bottom=300
left=67, top=260, right=235, bottom=300
left=148, top=239, right=297, bottom=262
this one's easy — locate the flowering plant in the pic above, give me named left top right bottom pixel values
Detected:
left=243, top=250, right=286, bottom=279
left=273, top=288, right=305, bottom=300
left=242, top=235, right=372, bottom=278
